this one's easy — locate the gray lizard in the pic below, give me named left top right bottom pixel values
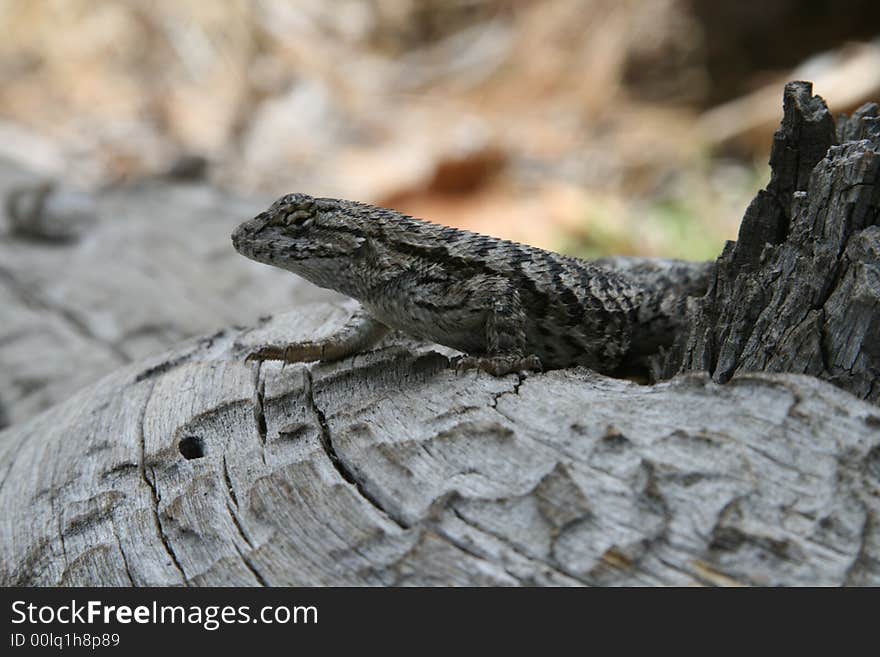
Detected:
left=232, top=193, right=711, bottom=376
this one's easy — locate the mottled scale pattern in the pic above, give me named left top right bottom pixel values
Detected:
left=232, top=193, right=708, bottom=375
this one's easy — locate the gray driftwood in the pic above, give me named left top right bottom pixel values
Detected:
left=2, top=306, right=879, bottom=586
left=1, top=81, right=879, bottom=586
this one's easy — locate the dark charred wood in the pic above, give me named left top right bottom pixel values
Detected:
left=663, top=81, right=880, bottom=404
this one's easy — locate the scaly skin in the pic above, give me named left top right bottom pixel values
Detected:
left=232, top=193, right=711, bottom=375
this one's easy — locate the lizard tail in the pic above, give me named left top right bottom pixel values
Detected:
left=594, top=255, right=714, bottom=358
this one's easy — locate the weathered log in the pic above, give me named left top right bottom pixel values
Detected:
left=1, top=82, right=879, bottom=586
left=1, top=305, right=879, bottom=586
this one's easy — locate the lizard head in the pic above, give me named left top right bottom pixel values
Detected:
left=232, top=192, right=371, bottom=292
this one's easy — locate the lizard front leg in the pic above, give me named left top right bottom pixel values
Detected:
left=454, top=283, right=542, bottom=376
left=245, top=307, right=389, bottom=365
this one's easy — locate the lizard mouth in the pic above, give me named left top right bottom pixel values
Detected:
left=231, top=222, right=249, bottom=250
left=231, top=212, right=272, bottom=255
left=230, top=222, right=251, bottom=254
left=232, top=214, right=321, bottom=267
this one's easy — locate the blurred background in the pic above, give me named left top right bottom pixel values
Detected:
left=1, top=0, right=878, bottom=261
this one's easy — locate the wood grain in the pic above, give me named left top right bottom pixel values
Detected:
left=2, top=307, right=878, bottom=585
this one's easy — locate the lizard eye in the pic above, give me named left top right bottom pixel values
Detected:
left=284, top=209, right=314, bottom=228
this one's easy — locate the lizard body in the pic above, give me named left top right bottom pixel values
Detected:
left=232, top=193, right=710, bottom=375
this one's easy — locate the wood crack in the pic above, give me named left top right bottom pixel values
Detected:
left=449, top=505, right=591, bottom=585
left=303, top=368, right=409, bottom=529
left=232, top=541, right=269, bottom=586
left=110, top=519, right=136, bottom=586
left=138, top=378, right=187, bottom=584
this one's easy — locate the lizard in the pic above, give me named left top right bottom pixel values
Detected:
left=231, top=193, right=712, bottom=376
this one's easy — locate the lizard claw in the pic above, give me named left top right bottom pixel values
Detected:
left=453, top=354, right=543, bottom=376
left=245, top=348, right=273, bottom=363
left=244, top=345, right=295, bottom=363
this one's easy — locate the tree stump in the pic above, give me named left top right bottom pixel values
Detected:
left=664, top=81, right=880, bottom=403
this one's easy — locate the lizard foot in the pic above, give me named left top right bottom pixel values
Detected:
left=453, top=354, right=542, bottom=376
left=244, top=343, right=323, bottom=364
